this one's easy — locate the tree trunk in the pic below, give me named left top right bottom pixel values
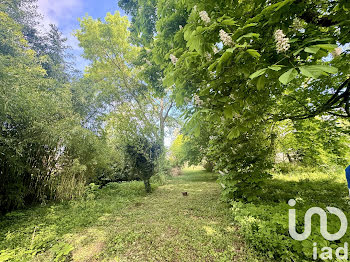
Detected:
left=143, top=179, right=151, bottom=193
left=159, top=98, right=165, bottom=148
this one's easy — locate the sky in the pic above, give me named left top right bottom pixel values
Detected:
left=36, top=0, right=126, bottom=71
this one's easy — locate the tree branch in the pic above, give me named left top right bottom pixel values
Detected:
left=277, top=78, right=350, bottom=121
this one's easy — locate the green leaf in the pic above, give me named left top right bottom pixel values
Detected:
left=257, top=75, right=265, bottom=90
left=194, top=125, right=200, bottom=137
left=221, top=19, right=237, bottom=25
left=299, top=65, right=338, bottom=78
left=268, top=65, right=283, bottom=71
left=208, top=61, right=218, bottom=71
left=249, top=68, right=267, bottom=79
left=304, top=46, right=320, bottom=54
left=279, top=68, right=298, bottom=84
left=163, top=72, right=174, bottom=87
left=307, top=38, right=333, bottom=43
left=246, top=49, right=261, bottom=58
left=218, top=97, right=228, bottom=103
left=299, top=66, right=318, bottom=78
left=316, top=65, right=338, bottom=74
left=236, top=33, right=260, bottom=42
left=219, top=51, right=233, bottom=64
left=242, top=23, right=257, bottom=29
left=293, top=48, right=303, bottom=56
left=226, top=47, right=237, bottom=53
left=224, top=107, right=234, bottom=119
left=216, top=51, right=233, bottom=72
left=315, top=44, right=338, bottom=51
left=228, top=128, right=240, bottom=140
left=244, top=33, right=260, bottom=38
left=175, top=92, right=184, bottom=105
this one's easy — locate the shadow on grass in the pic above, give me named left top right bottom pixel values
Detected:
left=256, top=173, right=349, bottom=209
left=0, top=181, right=148, bottom=260
left=170, top=169, right=218, bottom=183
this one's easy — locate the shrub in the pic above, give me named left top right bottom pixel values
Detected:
left=150, top=173, right=167, bottom=186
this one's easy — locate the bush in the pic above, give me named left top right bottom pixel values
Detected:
left=95, top=164, right=140, bottom=187
left=150, top=173, right=167, bottom=186
left=203, top=161, right=214, bottom=172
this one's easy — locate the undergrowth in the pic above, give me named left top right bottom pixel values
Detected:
left=230, top=164, right=350, bottom=261
left=0, top=181, right=149, bottom=261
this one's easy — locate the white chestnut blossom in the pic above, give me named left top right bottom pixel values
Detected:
left=193, top=94, right=204, bottom=106
left=199, top=11, right=211, bottom=24
left=193, top=5, right=197, bottom=12
left=332, top=47, right=342, bottom=57
left=219, top=29, right=234, bottom=46
left=179, top=25, right=183, bottom=30
left=213, top=46, right=219, bottom=54
left=274, top=29, right=290, bottom=53
left=170, top=54, right=178, bottom=65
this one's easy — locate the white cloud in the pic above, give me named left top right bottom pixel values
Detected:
left=36, top=0, right=83, bottom=32
left=35, top=0, right=88, bottom=71
left=65, top=31, right=80, bottom=50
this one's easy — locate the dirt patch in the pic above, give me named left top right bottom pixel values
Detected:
left=72, top=241, right=105, bottom=261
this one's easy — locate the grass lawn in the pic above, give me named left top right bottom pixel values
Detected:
left=0, top=168, right=262, bottom=262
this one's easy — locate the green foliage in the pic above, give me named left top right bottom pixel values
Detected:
left=118, top=0, right=350, bottom=201
left=0, top=169, right=267, bottom=261
left=230, top=166, right=350, bottom=261
left=149, top=173, right=167, bottom=186
left=75, top=11, right=174, bottom=192
left=0, top=180, right=149, bottom=261
left=125, top=137, right=161, bottom=193
left=168, top=134, right=187, bottom=167
left=50, top=242, right=74, bottom=262
left=0, top=2, right=118, bottom=213
left=275, top=118, right=350, bottom=167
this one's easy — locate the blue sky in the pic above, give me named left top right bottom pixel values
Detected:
left=37, top=0, right=126, bottom=71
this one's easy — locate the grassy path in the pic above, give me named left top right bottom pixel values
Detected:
left=0, top=168, right=260, bottom=262
left=97, top=168, right=254, bottom=262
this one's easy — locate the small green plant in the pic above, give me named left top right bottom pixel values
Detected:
left=50, top=242, right=74, bottom=262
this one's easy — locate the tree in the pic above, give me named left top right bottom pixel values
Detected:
left=118, top=0, right=177, bottom=153
left=0, top=5, right=115, bottom=212
left=75, top=12, right=163, bottom=192
left=169, top=134, right=186, bottom=168
left=126, top=137, right=160, bottom=193
left=276, top=118, right=350, bottom=167
left=120, top=0, right=350, bottom=200
left=0, top=10, right=76, bottom=211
